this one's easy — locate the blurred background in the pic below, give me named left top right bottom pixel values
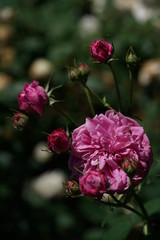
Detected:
left=1, top=0, right=160, bottom=239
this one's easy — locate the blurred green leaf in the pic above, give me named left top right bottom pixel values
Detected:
left=145, top=199, right=160, bottom=215
left=102, top=214, right=135, bottom=240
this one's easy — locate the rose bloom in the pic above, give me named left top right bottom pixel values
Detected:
left=69, top=110, right=153, bottom=194
left=79, top=169, right=107, bottom=197
left=18, top=80, right=48, bottom=116
left=90, top=39, right=113, bottom=63
left=48, top=128, right=70, bottom=153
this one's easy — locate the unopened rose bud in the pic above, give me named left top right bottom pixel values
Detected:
left=48, top=128, right=70, bottom=153
left=18, top=80, right=48, bottom=116
left=78, top=63, right=90, bottom=83
left=64, top=180, right=80, bottom=197
left=90, top=39, right=114, bottom=63
left=126, top=46, right=139, bottom=69
left=122, top=159, right=138, bottom=177
left=13, top=112, right=29, bottom=130
left=68, top=67, right=81, bottom=81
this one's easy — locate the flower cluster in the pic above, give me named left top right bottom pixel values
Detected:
left=13, top=39, right=153, bottom=201
left=13, top=80, right=48, bottom=130
left=69, top=110, right=152, bottom=196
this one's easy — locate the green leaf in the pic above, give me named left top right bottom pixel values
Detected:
left=83, top=228, right=103, bottom=240
left=102, top=214, right=134, bottom=240
left=145, top=198, right=160, bottom=215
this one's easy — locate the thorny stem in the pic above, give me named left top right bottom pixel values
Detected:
left=129, top=68, right=133, bottom=110
left=109, top=194, right=144, bottom=219
left=133, top=191, right=150, bottom=222
left=54, top=106, right=78, bottom=127
left=100, top=196, right=144, bottom=219
left=108, top=62, right=122, bottom=112
left=84, top=84, right=113, bottom=110
left=83, top=85, right=95, bottom=117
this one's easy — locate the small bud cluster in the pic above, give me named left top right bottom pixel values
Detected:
left=64, top=180, right=80, bottom=197
left=12, top=80, right=48, bottom=130
left=68, top=63, right=90, bottom=84
left=13, top=112, right=29, bottom=130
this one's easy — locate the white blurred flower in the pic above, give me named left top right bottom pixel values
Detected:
left=0, top=7, right=15, bottom=22
left=0, top=72, right=12, bottom=91
left=29, top=58, right=54, bottom=81
left=78, top=14, right=101, bottom=37
left=113, top=0, right=158, bottom=23
left=113, top=0, right=138, bottom=10
left=132, top=2, right=156, bottom=23
left=90, top=0, right=107, bottom=14
left=0, top=24, right=14, bottom=42
left=27, top=170, right=67, bottom=198
left=33, top=141, right=52, bottom=163
left=138, top=58, right=160, bottom=86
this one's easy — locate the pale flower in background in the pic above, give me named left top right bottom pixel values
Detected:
left=0, top=7, right=15, bottom=22
left=113, top=0, right=158, bottom=23
left=33, top=141, right=52, bottom=163
left=29, top=58, right=54, bottom=82
left=78, top=14, right=101, bottom=37
left=0, top=72, right=12, bottom=91
left=138, top=58, right=160, bottom=86
left=26, top=170, right=67, bottom=198
left=90, top=0, right=107, bottom=14
left=131, top=2, right=157, bottom=23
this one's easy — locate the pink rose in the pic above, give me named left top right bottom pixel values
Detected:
left=18, top=80, right=48, bottom=116
left=107, top=169, right=130, bottom=193
left=79, top=170, right=107, bottom=197
left=90, top=40, right=113, bottom=63
left=69, top=110, right=153, bottom=193
left=48, top=128, right=70, bottom=153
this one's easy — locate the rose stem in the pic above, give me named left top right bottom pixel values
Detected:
left=100, top=198, right=144, bottom=219
left=83, top=85, right=95, bottom=117
left=129, top=68, right=133, bottom=110
left=110, top=194, right=145, bottom=219
left=133, top=191, right=150, bottom=221
left=108, top=62, right=122, bottom=112
left=54, top=106, right=78, bottom=127
left=84, top=84, right=113, bottom=110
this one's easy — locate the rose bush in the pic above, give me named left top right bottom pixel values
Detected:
left=69, top=110, right=153, bottom=194
left=18, top=80, right=48, bottom=116
left=90, top=39, right=113, bottom=63
left=48, top=128, right=70, bottom=153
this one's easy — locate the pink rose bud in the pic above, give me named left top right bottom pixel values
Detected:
left=68, top=67, right=81, bottom=81
left=122, top=159, right=138, bottom=177
left=48, top=128, right=70, bottom=153
left=13, top=112, right=29, bottom=130
left=79, top=170, right=107, bottom=197
left=18, top=80, right=48, bottom=116
left=64, top=180, right=80, bottom=197
left=78, top=63, right=90, bottom=83
left=90, top=39, right=113, bottom=63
